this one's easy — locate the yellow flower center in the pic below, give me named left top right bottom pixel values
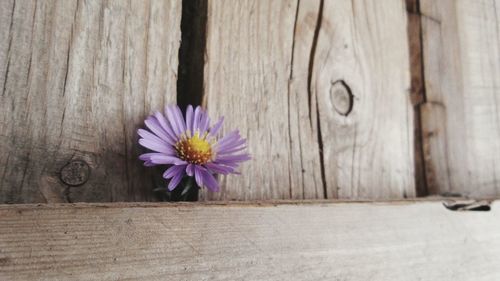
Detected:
left=175, top=132, right=213, bottom=164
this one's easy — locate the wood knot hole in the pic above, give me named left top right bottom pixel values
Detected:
left=59, top=160, right=90, bottom=187
left=330, top=80, right=353, bottom=116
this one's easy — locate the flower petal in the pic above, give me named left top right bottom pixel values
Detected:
left=165, top=105, right=182, bottom=137
left=186, top=164, right=195, bottom=177
left=140, top=152, right=161, bottom=161
left=138, top=138, right=175, bottom=155
left=212, top=160, right=239, bottom=168
left=168, top=171, right=184, bottom=191
left=186, top=105, right=194, bottom=136
left=209, top=117, right=224, bottom=138
left=205, top=162, right=234, bottom=174
left=154, top=112, right=178, bottom=143
left=163, top=164, right=186, bottom=179
left=215, top=130, right=240, bottom=147
left=149, top=154, right=186, bottom=165
left=199, top=113, right=210, bottom=135
left=193, top=106, right=202, bottom=133
left=137, top=129, right=175, bottom=153
left=216, top=138, right=247, bottom=153
left=200, top=168, right=219, bottom=191
left=194, top=165, right=204, bottom=187
left=217, top=144, right=247, bottom=155
left=144, top=116, right=176, bottom=145
left=216, top=154, right=251, bottom=162
left=173, top=105, right=187, bottom=133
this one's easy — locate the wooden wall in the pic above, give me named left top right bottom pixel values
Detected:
left=200, top=0, right=415, bottom=200
left=0, top=0, right=181, bottom=203
left=0, top=0, right=499, bottom=202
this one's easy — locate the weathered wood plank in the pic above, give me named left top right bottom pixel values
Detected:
left=0, top=201, right=499, bottom=280
left=201, top=0, right=310, bottom=200
left=201, top=0, right=415, bottom=200
left=420, top=0, right=500, bottom=197
left=0, top=0, right=181, bottom=203
left=312, top=0, right=415, bottom=199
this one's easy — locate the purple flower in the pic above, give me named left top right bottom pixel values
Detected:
left=138, top=105, right=250, bottom=192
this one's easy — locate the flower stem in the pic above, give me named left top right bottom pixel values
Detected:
left=170, top=176, right=199, bottom=202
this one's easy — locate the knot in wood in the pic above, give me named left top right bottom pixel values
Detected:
left=330, top=80, right=353, bottom=116
left=60, top=160, right=90, bottom=186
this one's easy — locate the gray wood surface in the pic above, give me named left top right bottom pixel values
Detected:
left=2, top=0, right=500, bottom=202
left=0, top=201, right=499, bottom=280
left=201, top=0, right=415, bottom=200
left=0, top=0, right=181, bottom=203
left=420, top=0, right=500, bottom=197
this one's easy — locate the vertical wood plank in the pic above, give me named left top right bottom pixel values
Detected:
left=420, top=0, right=500, bottom=197
left=0, top=0, right=182, bottom=203
left=313, top=0, right=415, bottom=199
left=201, top=0, right=415, bottom=200
left=202, top=0, right=303, bottom=200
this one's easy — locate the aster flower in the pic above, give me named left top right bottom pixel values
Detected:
left=138, top=105, right=250, bottom=192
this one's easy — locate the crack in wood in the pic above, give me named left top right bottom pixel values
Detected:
left=307, top=0, right=323, bottom=129
left=286, top=0, right=300, bottom=199
left=1, top=1, right=15, bottom=97
left=310, top=0, right=327, bottom=199
left=406, top=0, right=429, bottom=197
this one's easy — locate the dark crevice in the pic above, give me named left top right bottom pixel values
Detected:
left=26, top=1, right=37, bottom=85
left=2, top=60, right=10, bottom=97
left=289, top=0, right=300, bottom=81
left=406, top=0, right=429, bottom=197
left=2, top=1, right=15, bottom=97
left=286, top=0, right=300, bottom=198
left=307, top=0, right=323, bottom=128
left=62, top=36, right=71, bottom=97
left=171, top=0, right=208, bottom=201
left=307, top=0, right=327, bottom=199
left=177, top=0, right=208, bottom=113
left=415, top=0, right=429, bottom=196
left=316, top=106, right=327, bottom=199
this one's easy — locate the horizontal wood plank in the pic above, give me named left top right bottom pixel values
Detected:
left=0, top=201, right=499, bottom=280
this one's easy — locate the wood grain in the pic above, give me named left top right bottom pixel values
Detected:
left=312, top=0, right=415, bottom=199
left=0, top=0, right=181, bottom=203
left=0, top=201, right=499, bottom=280
left=201, top=0, right=313, bottom=200
left=201, top=0, right=415, bottom=200
left=420, top=0, right=500, bottom=197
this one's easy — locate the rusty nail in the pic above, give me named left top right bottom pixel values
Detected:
left=59, top=160, right=90, bottom=187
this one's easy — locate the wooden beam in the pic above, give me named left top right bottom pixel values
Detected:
left=0, top=201, right=499, bottom=280
left=0, top=0, right=182, bottom=203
